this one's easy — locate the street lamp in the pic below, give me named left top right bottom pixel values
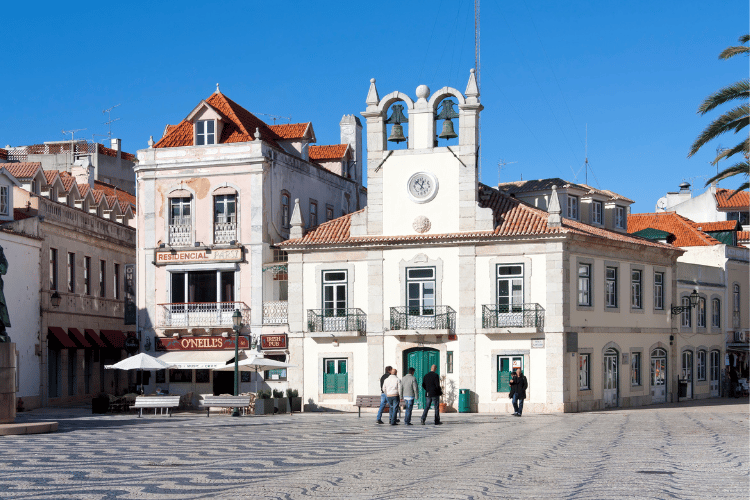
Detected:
left=670, top=289, right=700, bottom=315
left=231, top=308, right=242, bottom=417
left=50, top=291, right=62, bottom=307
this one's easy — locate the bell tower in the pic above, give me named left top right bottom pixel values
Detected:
left=359, top=69, right=491, bottom=237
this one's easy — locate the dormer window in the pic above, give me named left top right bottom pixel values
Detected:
left=615, top=206, right=626, bottom=229
left=592, top=201, right=603, bottom=225
left=196, top=120, right=215, bottom=145
left=567, top=195, right=579, bottom=220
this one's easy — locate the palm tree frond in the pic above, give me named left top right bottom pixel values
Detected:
left=711, top=138, right=750, bottom=165
left=689, top=104, right=750, bottom=157
left=719, top=34, right=749, bottom=59
left=697, top=80, right=749, bottom=114
left=704, top=159, right=750, bottom=186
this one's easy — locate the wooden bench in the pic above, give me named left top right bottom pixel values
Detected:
left=198, top=396, right=252, bottom=417
left=355, top=395, right=405, bottom=418
left=131, top=396, right=181, bottom=418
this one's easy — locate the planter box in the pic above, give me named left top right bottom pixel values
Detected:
left=288, top=397, right=302, bottom=413
left=274, top=398, right=288, bottom=414
left=92, top=396, right=109, bottom=414
left=254, top=398, right=274, bottom=415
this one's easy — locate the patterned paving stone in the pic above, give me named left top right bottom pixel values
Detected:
left=0, top=401, right=747, bottom=499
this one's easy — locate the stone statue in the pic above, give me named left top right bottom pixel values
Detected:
left=0, top=245, right=10, bottom=342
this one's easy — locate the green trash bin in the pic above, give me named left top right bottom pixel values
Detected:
left=459, top=389, right=471, bottom=413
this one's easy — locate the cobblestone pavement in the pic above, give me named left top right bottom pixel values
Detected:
left=1, top=400, right=748, bottom=499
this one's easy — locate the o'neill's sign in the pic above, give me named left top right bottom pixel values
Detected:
left=156, top=336, right=249, bottom=351
left=154, top=247, right=243, bottom=266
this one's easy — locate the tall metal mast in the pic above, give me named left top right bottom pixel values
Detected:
left=475, top=0, right=481, bottom=177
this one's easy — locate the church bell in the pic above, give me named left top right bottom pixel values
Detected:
left=438, top=119, right=457, bottom=140
left=386, top=104, right=408, bottom=143
left=436, top=99, right=460, bottom=140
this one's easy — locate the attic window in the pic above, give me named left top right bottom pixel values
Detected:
left=0, top=186, right=8, bottom=216
left=196, top=120, right=215, bottom=145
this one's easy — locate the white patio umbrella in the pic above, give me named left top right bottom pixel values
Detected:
left=105, top=353, right=170, bottom=394
left=213, top=354, right=295, bottom=393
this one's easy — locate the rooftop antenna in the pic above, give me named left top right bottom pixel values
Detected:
left=497, top=159, right=517, bottom=185
left=62, top=128, right=86, bottom=160
left=252, top=112, right=292, bottom=125
left=584, top=124, right=589, bottom=185
left=103, top=104, right=121, bottom=141
left=475, top=0, right=481, bottom=179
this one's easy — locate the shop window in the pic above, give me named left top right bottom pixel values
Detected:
left=169, top=369, right=192, bottom=383
left=631, top=270, right=642, bottom=309
left=605, top=267, right=617, bottom=308
left=241, top=371, right=251, bottom=383
left=631, top=352, right=641, bottom=386
left=654, top=272, right=664, bottom=310
left=497, top=355, right=523, bottom=392
left=592, top=201, right=603, bottom=225
left=155, top=370, right=166, bottom=384
left=697, top=350, right=707, bottom=381
left=195, top=370, right=210, bottom=383
left=578, top=264, right=591, bottom=306
left=323, top=358, right=348, bottom=394
left=447, top=351, right=454, bottom=374
left=48, top=347, right=61, bottom=398
left=712, top=298, right=721, bottom=328
left=264, top=354, right=288, bottom=381
left=696, top=297, right=706, bottom=328
left=579, top=353, right=590, bottom=390
left=135, top=371, right=151, bottom=386
left=67, top=348, right=77, bottom=396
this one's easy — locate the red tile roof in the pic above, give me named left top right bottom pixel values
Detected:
left=44, top=170, right=60, bottom=185
left=628, top=212, right=721, bottom=247
left=77, top=183, right=90, bottom=197
left=695, top=220, right=740, bottom=231
left=154, top=92, right=282, bottom=149
left=309, top=144, right=349, bottom=161
left=1, top=162, right=42, bottom=179
left=58, top=172, right=77, bottom=191
left=738, top=231, right=750, bottom=242
left=91, top=189, right=104, bottom=204
left=281, top=184, right=674, bottom=250
left=498, top=178, right=634, bottom=203
left=269, top=123, right=311, bottom=140
left=715, top=188, right=749, bottom=209
left=93, top=180, right=136, bottom=211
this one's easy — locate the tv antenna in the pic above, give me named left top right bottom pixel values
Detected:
left=103, top=104, right=121, bottom=140
left=583, top=124, right=589, bottom=185
left=62, top=128, right=86, bottom=142
left=497, top=159, right=517, bottom=185
left=475, top=0, right=481, bottom=178
left=252, top=112, right=291, bottom=125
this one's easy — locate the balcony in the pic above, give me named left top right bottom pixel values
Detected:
left=214, top=216, right=237, bottom=244
left=157, top=301, right=250, bottom=328
left=308, top=308, right=366, bottom=335
left=263, top=301, right=288, bottom=325
left=482, top=303, right=545, bottom=330
left=390, top=306, right=456, bottom=333
left=169, top=216, right=192, bottom=246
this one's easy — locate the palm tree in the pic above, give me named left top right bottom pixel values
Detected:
left=688, top=35, right=749, bottom=194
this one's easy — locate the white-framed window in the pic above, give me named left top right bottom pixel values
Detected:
left=281, top=192, right=290, bottom=228
left=322, top=270, right=347, bottom=316
left=654, top=272, right=664, bottom=310
left=67, top=252, right=75, bottom=293
left=567, top=195, right=579, bottom=220
left=214, top=194, right=237, bottom=244
left=170, top=270, right=235, bottom=303
left=406, top=267, right=436, bottom=316
left=579, top=353, right=590, bottom=390
left=697, top=350, right=707, bottom=381
left=592, top=201, right=603, bottom=225
left=0, top=186, right=8, bottom=216
left=196, top=120, right=215, bottom=145
left=696, top=297, right=706, bottom=328
left=578, top=263, right=591, bottom=306
left=631, top=270, right=642, bottom=309
left=631, top=352, right=641, bottom=386
left=681, top=296, right=691, bottom=327
left=323, top=358, right=348, bottom=394
left=615, top=206, right=625, bottom=228
left=309, top=200, right=318, bottom=228
left=497, top=264, right=524, bottom=312
left=605, top=267, right=618, bottom=308
left=712, top=298, right=721, bottom=327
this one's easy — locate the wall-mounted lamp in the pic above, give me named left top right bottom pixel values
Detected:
left=669, top=334, right=674, bottom=346
left=194, top=241, right=201, bottom=247
left=670, top=289, right=700, bottom=315
left=50, top=291, right=62, bottom=307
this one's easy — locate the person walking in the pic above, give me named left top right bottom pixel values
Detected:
left=376, top=366, right=392, bottom=425
left=392, top=368, right=402, bottom=422
left=509, top=367, right=528, bottom=416
left=401, top=367, right=419, bottom=425
left=382, top=368, right=402, bottom=425
left=421, top=364, right=442, bottom=425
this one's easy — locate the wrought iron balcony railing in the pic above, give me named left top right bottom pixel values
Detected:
left=214, top=217, right=237, bottom=244
left=263, top=301, right=288, bottom=325
left=157, top=301, right=250, bottom=328
left=389, top=306, right=456, bottom=333
left=168, top=216, right=192, bottom=246
left=482, top=303, right=545, bottom=329
left=308, top=308, right=366, bottom=334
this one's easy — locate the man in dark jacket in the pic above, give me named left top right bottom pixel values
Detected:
left=509, top=367, right=528, bottom=416
left=420, top=364, right=442, bottom=425
left=376, top=366, right=392, bottom=424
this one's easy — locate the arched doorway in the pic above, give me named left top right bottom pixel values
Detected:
left=403, top=347, right=440, bottom=410
left=604, top=348, right=619, bottom=407
left=650, top=348, right=667, bottom=403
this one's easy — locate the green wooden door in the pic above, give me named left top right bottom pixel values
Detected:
left=405, top=349, right=440, bottom=410
left=323, top=359, right=348, bottom=394
left=497, top=356, right=523, bottom=392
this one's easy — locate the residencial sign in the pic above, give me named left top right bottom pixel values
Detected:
left=156, top=335, right=249, bottom=351
left=154, top=247, right=243, bottom=266
left=260, top=334, right=288, bottom=350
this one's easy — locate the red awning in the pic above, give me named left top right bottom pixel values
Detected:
left=100, top=329, right=126, bottom=348
left=84, top=328, right=107, bottom=348
left=48, top=327, right=76, bottom=348
left=68, top=328, right=91, bottom=348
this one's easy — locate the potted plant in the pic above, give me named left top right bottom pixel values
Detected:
left=254, top=390, right=274, bottom=415
left=286, top=388, right=302, bottom=413
left=439, top=375, right=451, bottom=413
left=273, top=389, right=288, bottom=414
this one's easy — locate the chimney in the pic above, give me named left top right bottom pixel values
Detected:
left=547, top=185, right=562, bottom=228
left=110, top=138, right=121, bottom=151
left=71, top=156, right=94, bottom=188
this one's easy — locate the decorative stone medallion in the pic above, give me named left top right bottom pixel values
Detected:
left=413, top=216, right=431, bottom=233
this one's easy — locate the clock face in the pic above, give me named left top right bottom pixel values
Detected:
left=407, top=172, right=438, bottom=203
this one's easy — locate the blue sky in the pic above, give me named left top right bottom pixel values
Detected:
left=1, top=0, right=747, bottom=213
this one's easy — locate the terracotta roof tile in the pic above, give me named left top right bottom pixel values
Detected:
left=94, top=180, right=136, bottom=212
left=628, top=212, right=721, bottom=247
left=695, top=220, right=740, bottom=231
left=91, top=189, right=104, bottom=204
left=44, top=170, right=60, bottom=185
left=738, top=231, right=750, bottom=242
left=282, top=184, right=672, bottom=250
left=498, top=178, right=634, bottom=203
left=58, top=172, right=77, bottom=191
left=309, top=144, right=349, bottom=161
left=715, top=188, right=749, bottom=209
left=269, top=123, right=311, bottom=139
left=77, top=183, right=90, bottom=197
left=1, top=162, right=42, bottom=179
